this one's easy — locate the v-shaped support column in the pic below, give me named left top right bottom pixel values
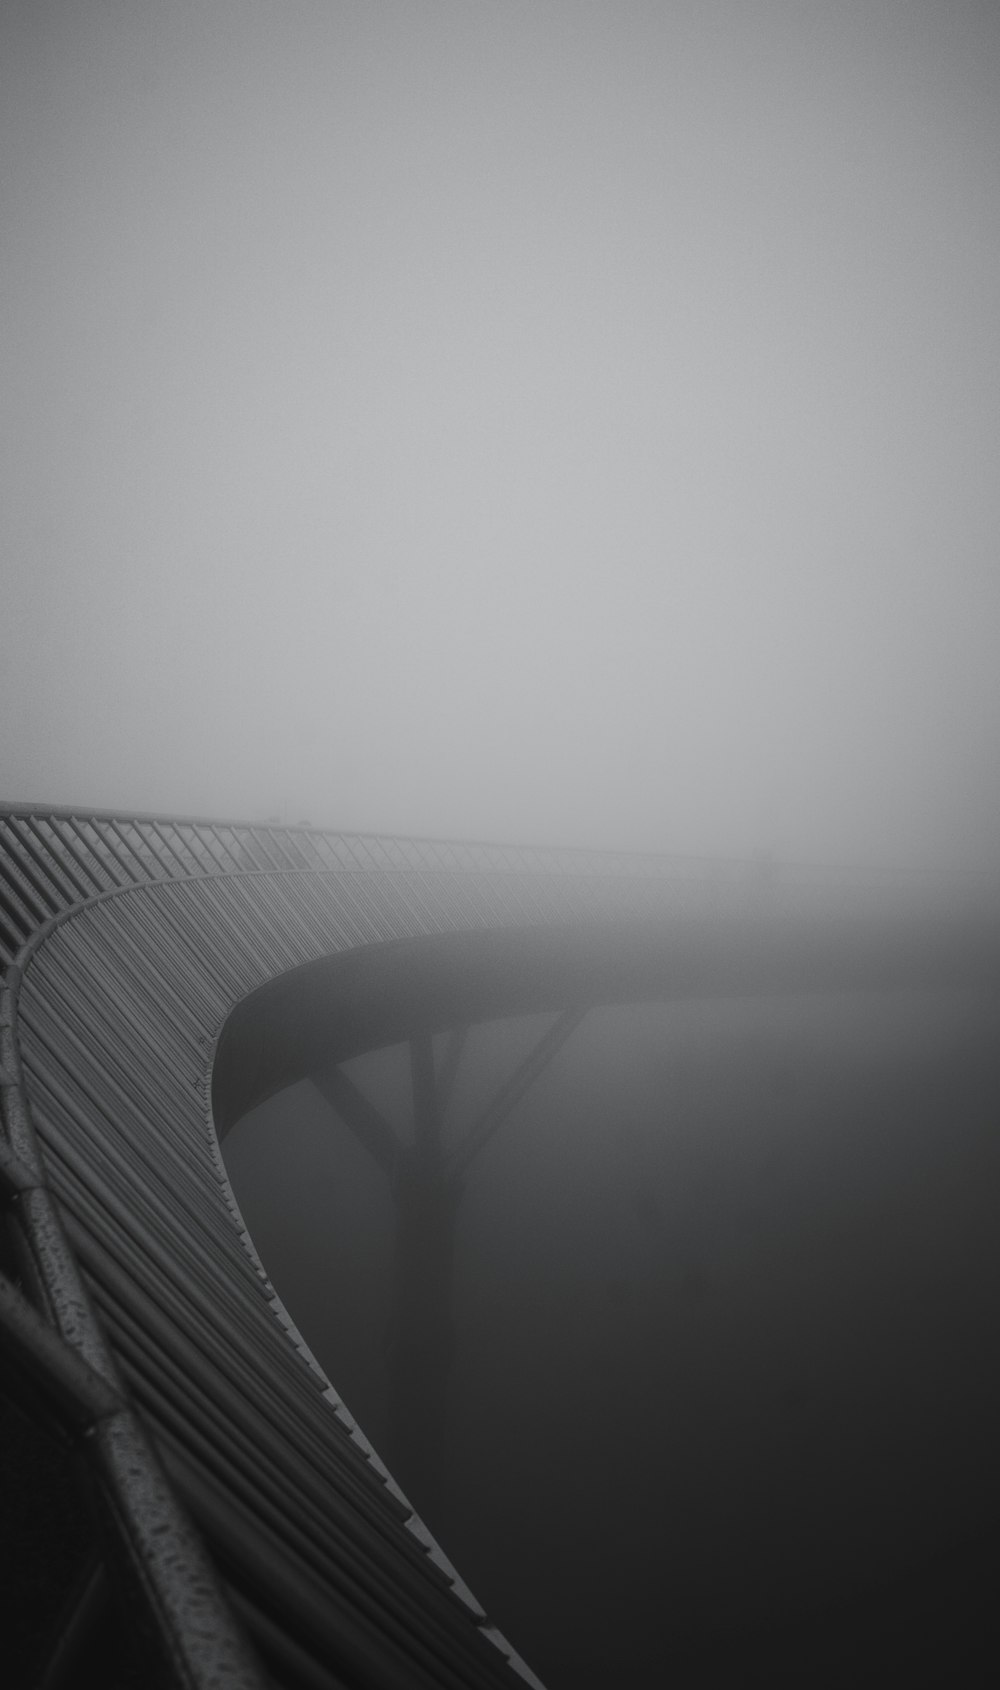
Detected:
left=312, top=1011, right=586, bottom=1514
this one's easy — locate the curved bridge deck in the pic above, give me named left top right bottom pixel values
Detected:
left=1, top=803, right=996, bottom=1688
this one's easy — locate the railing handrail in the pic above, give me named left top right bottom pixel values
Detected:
left=2, top=796, right=990, bottom=886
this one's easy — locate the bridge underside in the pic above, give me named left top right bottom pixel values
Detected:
left=1, top=804, right=997, bottom=1689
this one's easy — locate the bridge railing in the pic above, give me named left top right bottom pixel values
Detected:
left=2, top=799, right=993, bottom=972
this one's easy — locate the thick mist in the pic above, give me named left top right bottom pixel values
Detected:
left=224, top=988, right=1000, bottom=1684
left=3, top=2, right=999, bottom=871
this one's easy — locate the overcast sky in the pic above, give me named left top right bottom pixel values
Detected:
left=3, top=1, right=999, bottom=870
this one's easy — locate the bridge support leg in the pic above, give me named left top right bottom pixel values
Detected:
left=384, top=1036, right=460, bottom=1511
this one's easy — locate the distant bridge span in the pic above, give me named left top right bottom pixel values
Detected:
left=1, top=802, right=996, bottom=1689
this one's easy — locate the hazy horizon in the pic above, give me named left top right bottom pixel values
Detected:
left=3, top=2, right=999, bottom=874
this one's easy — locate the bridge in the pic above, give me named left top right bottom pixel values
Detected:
left=1, top=801, right=997, bottom=1688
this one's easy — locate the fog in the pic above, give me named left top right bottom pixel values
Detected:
left=3, top=1, right=999, bottom=870
left=224, top=989, right=1000, bottom=1684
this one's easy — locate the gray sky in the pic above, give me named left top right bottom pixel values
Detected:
left=3, top=1, right=999, bottom=870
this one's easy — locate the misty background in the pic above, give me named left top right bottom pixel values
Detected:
left=4, top=7, right=1000, bottom=1683
left=224, top=990, right=1000, bottom=1684
left=3, top=1, right=999, bottom=871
